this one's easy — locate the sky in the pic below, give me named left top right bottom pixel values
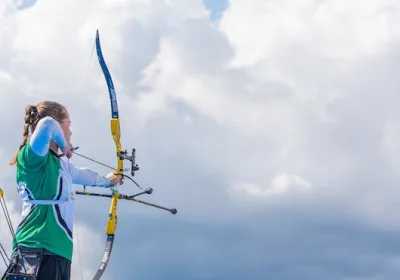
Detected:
left=1, top=0, right=400, bottom=279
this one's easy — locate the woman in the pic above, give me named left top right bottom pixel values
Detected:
left=4, top=101, right=123, bottom=280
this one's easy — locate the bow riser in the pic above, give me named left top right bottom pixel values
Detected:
left=110, top=118, right=123, bottom=173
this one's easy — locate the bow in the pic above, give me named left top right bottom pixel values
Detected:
left=74, top=30, right=177, bottom=280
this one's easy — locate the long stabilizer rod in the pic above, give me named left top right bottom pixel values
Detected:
left=75, top=191, right=177, bottom=215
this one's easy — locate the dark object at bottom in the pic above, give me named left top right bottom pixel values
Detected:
left=2, top=247, right=70, bottom=280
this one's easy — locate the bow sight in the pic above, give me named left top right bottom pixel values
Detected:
left=117, top=148, right=139, bottom=176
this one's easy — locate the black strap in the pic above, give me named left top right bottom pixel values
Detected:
left=5, top=273, right=37, bottom=280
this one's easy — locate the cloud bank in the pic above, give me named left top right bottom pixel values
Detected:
left=1, top=0, right=400, bottom=279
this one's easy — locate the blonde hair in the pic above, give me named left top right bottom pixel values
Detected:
left=9, top=101, right=69, bottom=165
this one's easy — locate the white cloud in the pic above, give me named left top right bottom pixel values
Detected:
left=220, top=0, right=400, bottom=67
left=382, top=118, right=400, bottom=173
left=233, top=173, right=312, bottom=197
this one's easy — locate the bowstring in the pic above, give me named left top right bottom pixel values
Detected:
left=74, top=224, right=84, bottom=280
left=87, top=38, right=96, bottom=73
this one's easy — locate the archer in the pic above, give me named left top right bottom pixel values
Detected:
left=2, top=101, right=123, bottom=280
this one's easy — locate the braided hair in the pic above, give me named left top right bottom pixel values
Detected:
left=9, top=101, right=69, bottom=165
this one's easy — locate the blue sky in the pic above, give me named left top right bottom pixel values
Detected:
left=2, top=0, right=400, bottom=280
left=203, top=0, right=228, bottom=21
left=16, top=0, right=36, bottom=10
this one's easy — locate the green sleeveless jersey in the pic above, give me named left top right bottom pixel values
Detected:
left=13, top=141, right=74, bottom=262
